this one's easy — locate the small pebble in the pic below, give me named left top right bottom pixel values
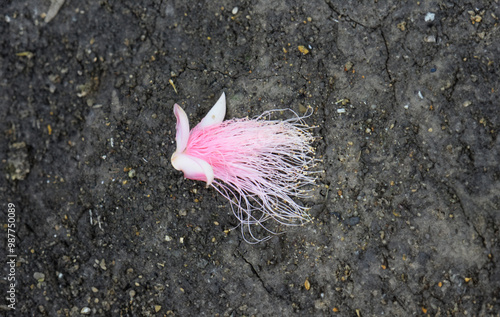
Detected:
left=232, top=7, right=238, bottom=15
left=424, top=35, right=436, bottom=42
left=344, top=61, right=353, bottom=71
left=299, top=104, right=308, bottom=113
left=81, top=307, right=91, bottom=314
left=128, top=169, right=136, bottom=178
left=100, top=259, right=107, bottom=270
left=425, top=12, right=435, bottom=22
left=34, top=272, right=45, bottom=282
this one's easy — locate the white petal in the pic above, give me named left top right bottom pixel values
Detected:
left=173, top=104, right=190, bottom=153
left=196, top=92, right=226, bottom=129
left=171, top=152, right=215, bottom=186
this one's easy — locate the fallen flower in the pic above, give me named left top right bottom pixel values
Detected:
left=171, top=92, right=318, bottom=242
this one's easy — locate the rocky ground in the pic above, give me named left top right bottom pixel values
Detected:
left=1, top=0, right=499, bottom=316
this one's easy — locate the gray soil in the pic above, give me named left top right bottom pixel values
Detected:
left=1, top=0, right=499, bottom=316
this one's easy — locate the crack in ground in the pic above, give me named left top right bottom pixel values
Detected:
left=380, top=28, right=398, bottom=105
left=414, top=147, right=489, bottom=250
left=234, top=248, right=295, bottom=306
left=324, top=0, right=373, bottom=29
left=446, top=180, right=488, bottom=250
left=236, top=249, right=274, bottom=296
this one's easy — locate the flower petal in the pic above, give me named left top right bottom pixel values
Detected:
left=196, top=92, right=226, bottom=129
left=171, top=152, right=215, bottom=186
left=173, top=103, right=190, bottom=153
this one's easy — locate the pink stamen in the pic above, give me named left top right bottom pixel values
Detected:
left=172, top=95, right=318, bottom=242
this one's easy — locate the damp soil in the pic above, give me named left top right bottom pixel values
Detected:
left=1, top=1, right=499, bottom=316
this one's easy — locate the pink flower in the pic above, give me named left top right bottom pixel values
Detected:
left=171, top=93, right=318, bottom=242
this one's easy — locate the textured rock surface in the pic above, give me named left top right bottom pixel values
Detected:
left=1, top=1, right=499, bottom=315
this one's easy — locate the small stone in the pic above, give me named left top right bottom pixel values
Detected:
left=298, top=45, right=309, bottom=55
left=232, top=7, right=238, bottom=15
left=128, top=169, right=136, bottom=178
left=155, top=305, right=162, bottom=312
left=100, top=259, right=107, bottom=270
left=34, top=272, right=45, bottom=282
left=239, top=304, right=248, bottom=311
left=424, top=35, right=436, bottom=42
left=424, top=12, right=435, bottom=22
left=7, top=142, right=30, bottom=180
left=81, top=307, right=91, bottom=314
left=344, top=61, right=354, bottom=71
left=179, top=209, right=187, bottom=216
left=397, top=21, right=406, bottom=31
left=314, top=299, right=328, bottom=310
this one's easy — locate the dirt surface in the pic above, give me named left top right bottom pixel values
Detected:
left=1, top=0, right=499, bottom=316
